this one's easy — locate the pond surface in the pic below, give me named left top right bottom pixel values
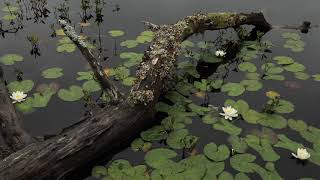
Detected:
left=1, top=0, right=320, bottom=179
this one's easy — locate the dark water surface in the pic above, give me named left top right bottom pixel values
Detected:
left=1, top=0, right=320, bottom=179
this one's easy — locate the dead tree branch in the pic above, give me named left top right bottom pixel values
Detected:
left=0, top=12, right=271, bottom=180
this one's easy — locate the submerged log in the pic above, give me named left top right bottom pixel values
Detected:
left=0, top=12, right=271, bottom=180
left=0, top=66, right=32, bottom=160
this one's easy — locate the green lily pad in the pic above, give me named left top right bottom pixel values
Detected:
left=136, top=34, right=153, bottom=43
left=224, top=99, right=249, bottom=115
left=15, top=97, right=35, bottom=114
left=240, top=80, right=263, bottom=91
left=263, top=74, right=285, bottom=81
left=76, top=71, right=94, bottom=80
left=131, top=138, right=144, bottom=152
left=238, top=62, right=257, bottom=72
left=268, top=99, right=294, bottom=113
left=188, top=103, right=211, bottom=115
left=294, top=72, right=310, bottom=80
left=58, top=85, right=84, bottom=102
left=230, top=153, right=256, bottom=173
left=194, top=79, right=210, bottom=92
left=245, top=135, right=280, bottom=162
left=284, top=63, right=306, bottom=72
left=180, top=40, right=194, bottom=48
left=141, top=125, right=168, bottom=141
left=31, top=92, right=54, bottom=108
left=57, top=43, right=76, bottom=53
left=213, top=118, right=242, bottom=135
left=210, top=79, right=223, bottom=89
left=144, top=148, right=177, bottom=168
left=235, top=173, right=250, bottom=180
left=312, top=74, right=320, bottom=81
left=202, top=53, right=222, bottom=63
left=204, top=142, right=230, bottom=162
left=108, top=30, right=125, bottom=37
left=218, top=171, right=234, bottom=180
left=221, top=83, right=245, bottom=96
left=261, top=63, right=284, bottom=74
left=111, top=66, right=130, bottom=80
left=288, top=119, right=308, bottom=132
left=282, top=32, right=300, bottom=40
left=245, top=73, right=260, bottom=80
left=122, top=77, right=136, bottom=86
left=2, top=14, right=17, bottom=20
left=273, top=56, right=294, bottom=65
left=0, top=54, right=23, bottom=65
left=2, top=6, right=19, bottom=12
left=91, top=166, right=107, bottom=178
left=82, top=80, right=101, bottom=92
left=7, top=80, right=34, bottom=93
left=120, top=40, right=138, bottom=48
left=41, top=67, right=63, bottom=79
left=227, top=135, right=248, bottom=154
left=166, top=129, right=189, bottom=149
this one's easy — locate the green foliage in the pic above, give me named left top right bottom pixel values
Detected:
left=82, top=80, right=101, bottom=92
left=2, top=6, right=19, bottom=12
left=108, top=30, right=125, bottom=37
left=284, top=63, right=306, bottom=72
left=58, top=85, right=84, bottom=102
left=228, top=135, right=248, bottom=153
left=213, top=118, right=242, bottom=135
left=76, top=71, right=94, bottom=80
left=230, top=153, right=256, bottom=173
left=221, top=83, right=245, bottom=96
left=120, top=40, right=139, bottom=48
left=144, top=148, right=177, bottom=168
left=273, top=56, right=294, bottom=65
left=180, top=40, right=194, bottom=48
left=267, top=99, right=294, bottom=114
left=41, top=67, right=63, bottom=79
left=282, top=32, right=305, bottom=52
left=7, top=80, right=34, bottom=93
left=0, top=54, right=23, bottom=65
left=56, top=37, right=76, bottom=53
left=2, top=14, right=17, bottom=20
left=240, top=80, right=263, bottom=91
left=238, top=62, right=257, bottom=72
left=204, top=142, right=230, bottom=162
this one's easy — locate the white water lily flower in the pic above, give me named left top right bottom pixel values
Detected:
left=215, top=50, right=226, bottom=57
left=291, top=148, right=311, bottom=160
left=10, top=91, right=27, bottom=104
left=219, top=106, right=238, bottom=120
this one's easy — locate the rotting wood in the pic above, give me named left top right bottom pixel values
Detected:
left=0, top=12, right=271, bottom=180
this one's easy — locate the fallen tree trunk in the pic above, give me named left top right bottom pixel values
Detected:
left=0, top=12, right=271, bottom=180
left=0, top=66, right=32, bottom=160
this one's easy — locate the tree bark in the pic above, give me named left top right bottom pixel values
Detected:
left=0, top=12, right=271, bottom=180
left=0, top=66, right=32, bottom=160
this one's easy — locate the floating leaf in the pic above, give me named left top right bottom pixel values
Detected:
left=263, top=74, right=285, bottom=81
left=240, top=80, right=263, bottom=91
left=55, top=29, right=66, bottom=36
left=288, top=119, right=308, bottom=132
left=202, top=53, right=222, bottom=63
left=180, top=40, right=194, bottom=48
left=82, top=80, right=101, bottom=92
left=131, top=138, right=144, bottom=152
left=230, top=153, right=256, bottom=173
left=111, top=66, right=130, bottom=80
left=7, top=80, right=34, bottom=93
left=204, top=142, right=230, bottom=161
left=122, top=77, right=136, bottom=86
left=175, top=81, right=193, bottom=96
left=141, top=125, right=168, bottom=141
left=194, top=79, right=210, bottom=92
left=2, top=14, right=17, bottom=20
left=15, top=97, right=35, bottom=114
left=268, top=99, right=294, bottom=113
left=294, top=72, right=310, bottom=80
left=221, top=83, right=245, bottom=96
left=210, top=79, right=223, bottom=89
left=144, top=148, right=177, bottom=168
left=31, top=92, right=54, bottom=108
left=213, top=118, right=242, bottom=135
left=228, top=135, right=248, bottom=153
left=57, top=43, right=76, bottom=53
left=245, top=73, right=260, bottom=80
left=284, top=63, right=306, bottom=72
left=238, top=62, right=257, bottom=72
left=41, top=67, right=63, bottom=79
left=136, top=34, right=153, bottom=43
left=282, top=32, right=300, bottom=40
left=77, top=71, right=94, bottom=80
left=218, top=171, right=234, bottom=180
left=245, top=135, right=280, bottom=162
left=273, top=56, right=294, bottom=65
left=312, top=74, right=320, bottom=81
left=235, top=173, right=250, bottom=180
left=224, top=99, right=249, bottom=115
left=120, top=40, right=138, bottom=48
left=188, top=103, right=211, bottom=115
left=2, top=6, right=19, bottom=12
left=261, top=63, right=283, bottom=74
left=0, top=54, right=23, bottom=65
left=166, top=129, right=189, bottom=149
left=91, top=166, right=107, bottom=178
left=108, top=30, right=125, bottom=37
left=58, top=85, right=84, bottom=102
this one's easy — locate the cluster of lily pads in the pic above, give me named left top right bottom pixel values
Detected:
left=1, top=3, right=19, bottom=21
left=91, top=31, right=320, bottom=180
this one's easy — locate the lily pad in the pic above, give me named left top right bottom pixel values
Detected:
left=268, top=99, right=294, bottom=113
left=2, top=14, right=17, bottom=20
left=144, top=148, right=177, bottom=168
left=263, top=74, right=285, bottom=81
left=240, top=80, right=263, bottom=91
left=221, top=83, right=245, bottom=96
left=131, top=138, right=144, bottom=152
left=213, top=118, right=242, bottom=135
left=284, top=63, right=306, bottom=72
left=273, top=56, right=294, bottom=65
left=0, top=54, right=23, bottom=65
left=246, top=73, right=260, bottom=80
left=41, top=67, right=63, bottom=79
left=122, top=77, right=136, bottom=86
left=57, top=43, right=76, bottom=53
left=180, top=40, right=194, bottom=48
left=204, top=142, right=230, bottom=162
left=230, top=153, right=256, bottom=173
left=288, top=119, right=308, bottom=132
left=166, top=129, right=189, bottom=149
left=294, top=72, right=310, bottom=80
left=120, top=40, right=138, bottom=48
left=7, top=80, right=34, bottom=93
left=218, top=171, right=234, bottom=180
left=238, top=62, right=257, bottom=73
left=77, top=71, right=94, bottom=80
left=108, top=30, right=125, bottom=37
left=82, top=80, right=101, bottom=92
left=227, top=135, right=248, bottom=153
left=2, top=6, right=19, bottom=12
left=312, top=74, right=320, bottom=81
left=58, top=85, right=84, bottom=102
left=141, top=125, right=168, bottom=141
